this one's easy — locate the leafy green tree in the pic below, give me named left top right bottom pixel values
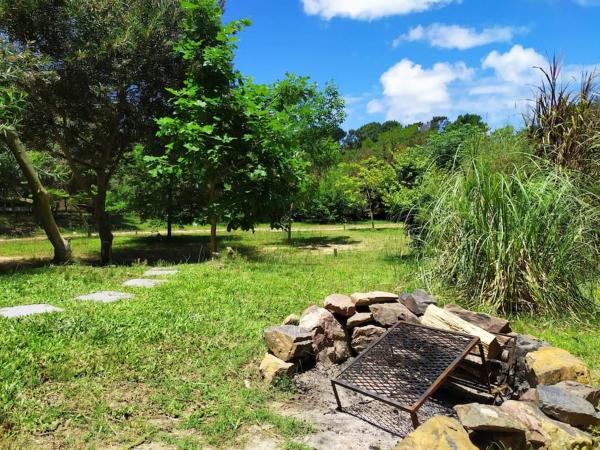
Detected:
left=0, top=0, right=196, bottom=264
left=157, top=6, right=344, bottom=253
left=0, top=40, right=71, bottom=261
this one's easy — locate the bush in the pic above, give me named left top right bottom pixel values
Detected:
left=420, top=151, right=599, bottom=318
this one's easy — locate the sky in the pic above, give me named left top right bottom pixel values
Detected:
left=223, top=0, right=600, bottom=130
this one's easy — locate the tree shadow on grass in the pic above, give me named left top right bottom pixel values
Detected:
left=271, top=235, right=361, bottom=250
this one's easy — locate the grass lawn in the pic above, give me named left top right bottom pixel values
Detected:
left=0, top=225, right=598, bottom=449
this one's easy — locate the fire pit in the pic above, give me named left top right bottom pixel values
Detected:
left=331, top=321, right=490, bottom=434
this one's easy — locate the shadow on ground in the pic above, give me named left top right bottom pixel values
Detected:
left=270, top=235, right=361, bottom=249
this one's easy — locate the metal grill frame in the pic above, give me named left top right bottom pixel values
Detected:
left=331, top=321, right=490, bottom=430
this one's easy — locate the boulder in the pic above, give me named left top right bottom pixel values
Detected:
left=443, top=304, right=511, bottom=333
left=554, top=381, right=600, bottom=407
left=350, top=291, right=398, bottom=307
left=346, top=312, right=373, bottom=329
left=401, top=289, right=436, bottom=316
left=394, top=416, right=477, bottom=450
left=259, top=353, right=295, bottom=385
left=299, top=306, right=350, bottom=365
left=513, top=334, right=551, bottom=395
left=536, top=384, right=600, bottom=427
left=454, top=403, right=527, bottom=433
left=282, top=314, right=300, bottom=325
left=526, top=347, right=591, bottom=386
left=519, top=388, right=539, bottom=403
left=263, top=325, right=313, bottom=362
left=351, top=325, right=386, bottom=353
left=500, top=400, right=594, bottom=450
left=323, top=293, right=355, bottom=317
left=369, top=303, right=419, bottom=328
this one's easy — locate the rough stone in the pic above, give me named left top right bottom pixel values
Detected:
left=526, top=347, right=591, bottom=386
left=299, top=306, right=350, bottom=365
left=401, top=289, right=436, bottom=316
left=0, top=304, right=64, bottom=318
left=143, top=268, right=178, bottom=277
left=323, top=294, right=356, bottom=317
left=259, top=353, right=295, bottom=385
left=369, top=303, right=419, bottom=328
left=536, top=384, right=600, bottom=427
left=350, top=291, right=398, bottom=307
left=346, top=312, right=373, bottom=329
left=499, top=400, right=594, bottom=450
left=282, top=314, right=300, bottom=326
left=454, top=403, right=527, bottom=433
left=76, top=291, right=134, bottom=303
left=394, top=416, right=477, bottom=450
left=351, top=325, right=386, bottom=353
left=554, top=381, right=600, bottom=407
left=122, top=279, right=168, bottom=288
left=519, top=388, right=539, bottom=403
left=264, top=325, right=313, bottom=362
left=444, top=304, right=511, bottom=333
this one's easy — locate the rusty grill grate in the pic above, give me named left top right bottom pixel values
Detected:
left=331, top=321, right=489, bottom=434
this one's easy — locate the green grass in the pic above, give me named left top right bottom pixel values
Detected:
left=0, top=225, right=598, bottom=449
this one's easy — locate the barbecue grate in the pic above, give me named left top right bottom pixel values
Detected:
left=331, top=321, right=489, bottom=434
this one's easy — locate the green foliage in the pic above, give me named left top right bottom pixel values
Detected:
left=420, top=136, right=599, bottom=317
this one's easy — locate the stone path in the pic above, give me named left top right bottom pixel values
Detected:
left=76, top=291, right=135, bottom=303
left=1, top=267, right=177, bottom=319
left=0, top=304, right=64, bottom=318
left=123, top=278, right=168, bottom=288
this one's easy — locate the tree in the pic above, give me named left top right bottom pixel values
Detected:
left=157, top=5, right=344, bottom=253
left=0, top=0, right=196, bottom=264
left=0, top=40, right=71, bottom=262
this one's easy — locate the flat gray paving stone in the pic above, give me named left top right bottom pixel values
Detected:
left=123, top=278, right=168, bottom=288
left=76, top=291, right=134, bottom=303
left=0, top=304, right=64, bottom=318
left=143, top=269, right=178, bottom=277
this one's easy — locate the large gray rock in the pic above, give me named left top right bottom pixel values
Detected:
left=263, top=325, right=313, bottom=362
left=351, top=325, right=386, bottom=353
left=536, top=384, right=600, bottom=427
left=500, top=400, right=594, bottom=449
left=346, top=312, right=373, bottom=329
left=323, top=293, right=355, bottom=317
left=454, top=403, right=527, bottom=433
left=350, top=291, right=398, bottom=307
left=554, top=381, right=600, bottom=407
left=369, top=303, right=419, bottom=328
left=444, top=304, right=511, bottom=333
left=299, top=306, right=350, bottom=365
left=401, top=289, right=436, bottom=316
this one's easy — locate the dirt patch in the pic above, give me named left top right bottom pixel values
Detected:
left=272, top=362, right=400, bottom=450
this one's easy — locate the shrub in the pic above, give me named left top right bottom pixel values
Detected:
left=420, top=151, right=599, bottom=318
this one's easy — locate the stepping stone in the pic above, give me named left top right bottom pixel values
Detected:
left=76, top=291, right=134, bottom=303
left=143, top=268, right=178, bottom=277
left=0, top=304, right=64, bottom=318
left=123, top=279, right=167, bottom=288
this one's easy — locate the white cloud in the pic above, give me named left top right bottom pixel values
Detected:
left=301, top=0, right=459, bottom=20
left=365, top=45, right=552, bottom=126
left=394, top=24, right=526, bottom=49
left=482, top=45, right=547, bottom=84
left=366, top=59, right=473, bottom=123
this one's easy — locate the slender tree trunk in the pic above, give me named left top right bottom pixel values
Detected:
left=287, top=203, right=293, bottom=241
left=3, top=128, right=72, bottom=263
left=166, top=179, right=173, bottom=239
left=208, top=181, right=218, bottom=256
left=94, top=175, right=113, bottom=265
left=370, top=203, right=375, bottom=230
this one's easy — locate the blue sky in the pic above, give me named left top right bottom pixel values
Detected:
left=224, top=0, right=600, bottom=130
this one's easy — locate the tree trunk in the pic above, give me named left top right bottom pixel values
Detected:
left=208, top=182, right=218, bottom=256
left=3, top=128, right=72, bottom=263
left=370, top=204, right=375, bottom=230
left=94, top=175, right=113, bottom=265
left=166, top=179, right=173, bottom=239
left=287, top=203, right=293, bottom=241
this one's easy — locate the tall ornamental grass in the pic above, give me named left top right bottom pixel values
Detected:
left=422, top=154, right=599, bottom=318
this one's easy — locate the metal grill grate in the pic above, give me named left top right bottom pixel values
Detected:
left=331, top=321, right=489, bottom=433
